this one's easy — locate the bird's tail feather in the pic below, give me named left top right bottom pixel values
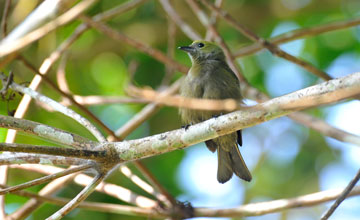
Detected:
left=229, top=145, right=252, bottom=182
left=217, top=145, right=252, bottom=183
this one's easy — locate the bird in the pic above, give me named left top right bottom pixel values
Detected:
left=178, top=40, right=252, bottom=183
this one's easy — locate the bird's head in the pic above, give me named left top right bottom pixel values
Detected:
left=178, top=40, right=225, bottom=64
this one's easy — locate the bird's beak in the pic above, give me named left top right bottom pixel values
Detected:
left=178, top=46, right=195, bottom=53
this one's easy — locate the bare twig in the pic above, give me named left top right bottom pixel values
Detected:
left=69, top=95, right=147, bottom=105
left=1, top=0, right=71, bottom=43
left=80, top=15, right=188, bottom=73
left=2, top=186, right=167, bottom=218
left=39, top=0, right=149, bottom=74
left=19, top=54, right=117, bottom=140
left=289, top=112, right=360, bottom=147
left=0, top=0, right=12, bottom=39
left=127, top=85, right=241, bottom=111
left=10, top=164, right=158, bottom=208
left=321, top=168, right=360, bottom=220
left=114, top=79, right=182, bottom=139
left=7, top=169, right=79, bottom=220
left=4, top=186, right=167, bottom=218
left=194, top=185, right=360, bottom=217
left=0, top=165, right=8, bottom=219
left=0, top=73, right=106, bottom=142
left=0, top=0, right=98, bottom=57
left=0, top=115, right=97, bottom=149
left=234, top=17, right=360, bottom=57
left=205, top=0, right=224, bottom=40
left=161, top=17, right=177, bottom=85
left=159, top=0, right=202, bottom=40
left=0, top=153, right=89, bottom=166
left=199, top=0, right=332, bottom=80
left=0, top=143, right=107, bottom=160
left=0, top=164, right=93, bottom=195
left=47, top=172, right=106, bottom=220
left=56, top=52, right=70, bottom=94
left=119, top=166, right=168, bottom=204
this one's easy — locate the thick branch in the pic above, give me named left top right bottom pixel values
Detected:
left=112, top=72, right=360, bottom=161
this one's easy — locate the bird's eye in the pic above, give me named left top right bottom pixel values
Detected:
left=197, top=43, right=205, bottom=48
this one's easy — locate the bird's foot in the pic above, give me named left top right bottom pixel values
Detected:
left=212, top=113, right=223, bottom=118
left=181, top=123, right=192, bottom=130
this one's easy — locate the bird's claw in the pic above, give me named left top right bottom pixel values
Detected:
left=181, top=123, right=192, bottom=130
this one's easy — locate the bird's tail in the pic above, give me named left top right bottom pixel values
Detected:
left=217, top=145, right=252, bottom=183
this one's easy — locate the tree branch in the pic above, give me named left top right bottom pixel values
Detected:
left=0, top=164, right=93, bottom=195
left=0, top=143, right=107, bottom=160
left=0, top=0, right=97, bottom=57
left=10, top=164, right=158, bottom=208
left=112, top=72, right=360, bottom=162
left=194, top=185, right=360, bottom=217
left=199, top=0, right=332, bottom=80
left=159, top=0, right=202, bottom=40
left=321, top=168, right=360, bottom=220
left=0, top=115, right=97, bottom=149
left=0, top=153, right=89, bottom=166
left=0, top=73, right=106, bottom=142
left=234, top=17, right=360, bottom=57
left=47, top=172, right=106, bottom=220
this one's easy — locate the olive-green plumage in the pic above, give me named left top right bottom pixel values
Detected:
left=178, top=40, right=252, bottom=183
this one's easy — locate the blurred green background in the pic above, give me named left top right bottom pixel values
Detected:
left=1, top=0, right=360, bottom=219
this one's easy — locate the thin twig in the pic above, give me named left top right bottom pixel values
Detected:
left=0, top=73, right=106, bottom=142
left=0, top=165, right=8, bottom=219
left=46, top=173, right=106, bottom=220
left=0, top=143, right=107, bottom=160
left=10, top=164, right=158, bottom=208
left=56, top=52, right=70, bottom=94
left=127, top=85, right=241, bottom=111
left=320, top=168, right=360, bottom=220
left=0, top=153, right=89, bottom=166
left=199, top=0, right=332, bottom=80
left=159, top=0, right=202, bottom=40
left=161, top=17, right=177, bottom=86
left=119, top=166, right=169, bottom=205
left=2, top=186, right=167, bottom=218
left=0, top=115, right=97, bottom=149
left=0, top=164, right=93, bottom=195
left=114, top=79, right=182, bottom=140
left=0, top=0, right=98, bottom=57
left=39, top=0, right=149, bottom=74
left=0, top=0, right=12, bottom=39
left=80, top=15, right=188, bottom=73
left=234, top=17, right=360, bottom=57
left=19, top=54, right=117, bottom=140
left=194, top=185, right=360, bottom=217
left=205, top=0, right=223, bottom=40
left=7, top=168, right=79, bottom=220
left=70, top=95, right=147, bottom=105
left=289, top=112, right=360, bottom=147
